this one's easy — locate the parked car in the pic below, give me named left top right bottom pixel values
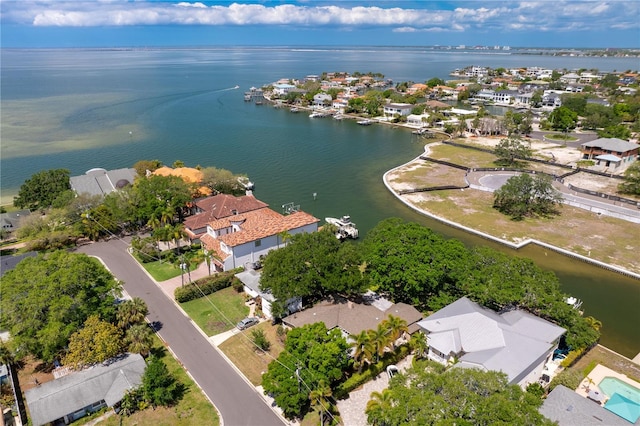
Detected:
left=236, top=317, right=259, bottom=330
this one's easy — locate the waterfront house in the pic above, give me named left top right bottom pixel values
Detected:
left=539, top=385, right=629, bottom=425
left=383, top=102, right=413, bottom=118
left=407, top=83, right=428, bottom=95
left=560, top=72, right=581, bottom=84
left=407, top=113, right=430, bottom=127
left=417, top=297, right=565, bottom=388
left=313, top=93, right=333, bottom=107
left=25, top=354, right=145, bottom=426
left=580, top=138, right=639, bottom=171
left=200, top=207, right=319, bottom=272
left=273, top=83, right=296, bottom=96
left=183, top=193, right=268, bottom=241
left=515, top=92, right=534, bottom=106
left=70, top=167, right=137, bottom=198
left=0, top=210, right=30, bottom=234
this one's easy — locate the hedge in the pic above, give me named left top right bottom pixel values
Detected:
left=334, top=344, right=410, bottom=400
left=174, top=270, right=241, bottom=303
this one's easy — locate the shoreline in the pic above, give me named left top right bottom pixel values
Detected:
left=382, top=147, right=640, bottom=281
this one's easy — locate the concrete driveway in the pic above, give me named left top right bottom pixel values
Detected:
left=77, top=238, right=285, bottom=426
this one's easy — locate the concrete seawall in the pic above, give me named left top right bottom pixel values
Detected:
left=383, top=152, right=640, bottom=281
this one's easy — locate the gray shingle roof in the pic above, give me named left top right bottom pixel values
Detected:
left=70, top=168, right=137, bottom=197
left=417, top=297, right=565, bottom=384
left=25, top=354, right=146, bottom=426
left=540, top=385, right=630, bottom=425
left=581, top=138, right=639, bottom=153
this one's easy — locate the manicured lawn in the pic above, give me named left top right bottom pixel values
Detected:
left=218, top=322, right=286, bottom=386
left=141, top=259, right=187, bottom=281
left=545, top=133, right=579, bottom=142
left=180, top=287, right=249, bottom=336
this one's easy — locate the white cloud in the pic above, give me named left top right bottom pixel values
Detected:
left=0, top=0, right=636, bottom=36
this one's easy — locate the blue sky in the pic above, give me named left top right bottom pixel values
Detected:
left=1, top=1, right=638, bottom=48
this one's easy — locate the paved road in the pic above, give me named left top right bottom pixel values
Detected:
left=474, top=172, right=640, bottom=222
left=77, top=238, right=285, bottom=426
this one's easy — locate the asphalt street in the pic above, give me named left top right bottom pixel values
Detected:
left=77, top=238, right=285, bottom=426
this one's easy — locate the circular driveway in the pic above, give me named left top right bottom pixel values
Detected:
left=477, top=173, right=515, bottom=190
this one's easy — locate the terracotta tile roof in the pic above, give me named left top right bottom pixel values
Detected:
left=184, top=194, right=269, bottom=235
left=153, top=166, right=203, bottom=183
left=200, top=208, right=319, bottom=250
left=200, top=234, right=229, bottom=264
left=218, top=210, right=319, bottom=247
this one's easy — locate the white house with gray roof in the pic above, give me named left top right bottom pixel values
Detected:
left=417, top=297, right=565, bottom=388
left=70, top=167, right=137, bottom=197
left=25, top=353, right=146, bottom=426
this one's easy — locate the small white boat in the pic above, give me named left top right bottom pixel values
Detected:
left=357, top=119, right=374, bottom=126
left=290, top=107, right=301, bottom=113
left=325, top=215, right=359, bottom=240
left=237, top=176, right=255, bottom=191
left=333, top=114, right=345, bottom=120
left=234, top=85, right=240, bottom=89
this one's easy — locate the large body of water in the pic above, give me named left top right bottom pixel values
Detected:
left=2, top=47, right=639, bottom=357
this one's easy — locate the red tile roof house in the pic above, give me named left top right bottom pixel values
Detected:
left=183, top=194, right=269, bottom=242
left=199, top=200, right=319, bottom=272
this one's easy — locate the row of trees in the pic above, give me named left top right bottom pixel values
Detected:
left=260, top=219, right=600, bottom=351
left=0, top=251, right=156, bottom=369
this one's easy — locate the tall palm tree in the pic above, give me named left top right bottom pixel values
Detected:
left=351, top=330, right=374, bottom=372
left=384, top=315, right=408, bottom=350
left=365, top=389, right=393, bottom=426
left=171, top=223, right=186, bottom=252
left=126, top=323, right=153, bottom=358
left=160, top=205, right=175, bottom=226
left=409, top=331, right=428, bottom=359
left=116, top=297, right=149, bottom=330
left=277, top=230, right=292, bottom=248
left=369, top=324, right=391, bottom=363
left=146, top=212, right=160, bottom=231
left=309, top=380, right=333, bottom=426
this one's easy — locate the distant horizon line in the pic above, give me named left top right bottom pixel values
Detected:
left=2, top=44, right=639, bottom=51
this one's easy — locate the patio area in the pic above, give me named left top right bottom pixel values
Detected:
left=578, top=364, right=640, bottom=424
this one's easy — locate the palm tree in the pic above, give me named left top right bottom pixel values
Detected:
left=160, top=205, right=175, bottom=226
left=365, top=389, right=393, bottom=426
left=277, top=230, right=292, bottom=248
left=116, top=297, right=149, bottom=330
left=204, top=250, right=213, bottom=276
left=309, top=380, right=333, bottom=426
left=126, top=323, right=153, bottom=358
left=409, top=331, right=428, bottom=359
left=146, top=212, right=160, bottom=231
left=384, top=315, right=408, bottom=350
left=171, top=223, right=186, bottom=252
left=584, top=316, right=602, bottom=332
left=369, top=324, right=391, bottom=363
left=351, top=330, right=374, bottom=372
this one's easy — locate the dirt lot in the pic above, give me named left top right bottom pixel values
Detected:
left=385, top=141, right=640, bottom=274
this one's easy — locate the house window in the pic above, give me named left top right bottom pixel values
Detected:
left=255, top=239, right=261, bottom=247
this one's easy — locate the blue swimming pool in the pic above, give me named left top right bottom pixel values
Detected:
left=599, top=377, right=640, bottom=405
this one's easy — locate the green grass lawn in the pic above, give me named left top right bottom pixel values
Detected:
left=180, top=287, right=249, bottom=336
left=100, top=336, right=220, bottom=426
left=545, top=133, right=579, bottom=142
left=137, top=253, right=200, bottom=282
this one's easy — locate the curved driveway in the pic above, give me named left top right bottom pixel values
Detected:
left=78, top=238, right=285, bottom=426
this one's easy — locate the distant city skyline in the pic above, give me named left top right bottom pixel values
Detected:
left=1, top=1, right=639, bottom=49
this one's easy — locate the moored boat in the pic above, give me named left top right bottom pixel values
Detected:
left=325, top=215, right=359, bottom=240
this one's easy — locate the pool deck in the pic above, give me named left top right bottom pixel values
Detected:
left=578, top=364, right=640, bottom=402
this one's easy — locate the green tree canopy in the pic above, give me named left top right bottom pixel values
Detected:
left=362, top=218, right=468, bottom=310
left=200, top=167, right=246, bottom=195
left=547, top=106, right=578, bottom=132
left=365, top=362, right=553, bottom=425
left=0, top=251, right=121, bottom=362
left=494, top=136, right=533, bottom=165
left=131, top=174, right=192, bottom=226
left=142, top=355, right=181, bottom=407
left=259, top=229, right=368, bottom=317
left=262, top=322, right=350, bottom=420
left=618, top=161, right=640, bottom=195
left=132, top=159, right=162, bottom=177
left=13, top=169, right=71, bottom=211
left=493, top=173, right=563, bottom=221
left=63, top=315, right=124, bottom=369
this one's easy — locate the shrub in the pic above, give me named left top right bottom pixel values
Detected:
left=232, top=277, right=244, bottom=292
left=560, top=348, right=587, bottom=368
left=251, top=329, right=271, bottom=352
left=549, top=368, right=584, bottom=392
left=174, top=271, right=235, bottom=302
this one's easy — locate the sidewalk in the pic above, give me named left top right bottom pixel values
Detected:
left=156, top=260, right=213, bottom=300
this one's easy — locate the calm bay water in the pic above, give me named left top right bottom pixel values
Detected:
left=1, top=47, right=638, bottom=356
